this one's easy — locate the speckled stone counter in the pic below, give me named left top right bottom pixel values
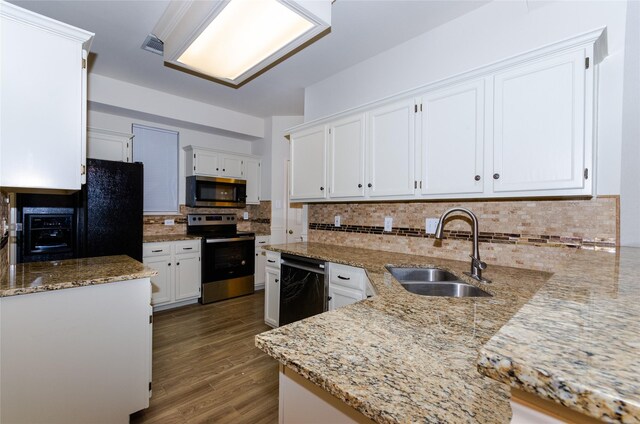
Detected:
left=0, top=255, right=157, bottom=297
left=255, top=242, right=552, bottom=423
left=143, top=234, right=202, bottom=243
left=478, top=248, right=640, bottom=423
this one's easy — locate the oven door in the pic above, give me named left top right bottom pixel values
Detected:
left=202, top=236, right=255, bottom=283
left=25, top=214, right=74, bottom=255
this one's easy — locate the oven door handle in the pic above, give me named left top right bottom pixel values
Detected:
left=281, top=260, right=326, bottom=275
left=206, top=236, right=255, bottom=244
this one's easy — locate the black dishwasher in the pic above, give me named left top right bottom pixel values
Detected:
left=279, top=254, right=328, bottom=325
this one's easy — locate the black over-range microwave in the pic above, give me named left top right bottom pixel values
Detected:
left=186, top=176, right=247, bottom=208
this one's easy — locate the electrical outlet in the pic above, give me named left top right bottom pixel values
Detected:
left=164, top=219, right=175, bottom=226
left=334, top=215, right=341, bottom=227
left=384, top=216, right=393, bottom=232
left=243, top=211, right=249, bottom=220
left=426, top=218, right=439, bottom=235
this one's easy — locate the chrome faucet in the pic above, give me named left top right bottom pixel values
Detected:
left=435, top=207, right=491, bottom=283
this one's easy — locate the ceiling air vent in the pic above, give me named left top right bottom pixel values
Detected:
left=141, top=34, right=164, bottom=55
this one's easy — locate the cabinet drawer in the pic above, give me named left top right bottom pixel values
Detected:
left=329, top=263, right=366, bottom=291
left=255, top=235, right=270, bottom=247
left=143, top=242, right=172, bottom=258
left=174, top=240, right=200, bottom=255
left=265, top=251, right=281, bottom=269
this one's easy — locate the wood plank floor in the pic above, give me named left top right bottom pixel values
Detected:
left=130, top=291, right=279, bottom=424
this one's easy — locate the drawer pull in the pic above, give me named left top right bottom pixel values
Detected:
left=182, top=247, right=193, bottom=250
left=151, top=249, right=163, bottom=253
left=275, top=279, right=279, bottom=283
left=337, top=275, right=351, bottom=280
left=267, top=259, right=276, bottom=263
left=259, top=241, right=266, bottom=244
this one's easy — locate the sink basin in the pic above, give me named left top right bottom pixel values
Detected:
left=385, top=266, right=492, bottom=298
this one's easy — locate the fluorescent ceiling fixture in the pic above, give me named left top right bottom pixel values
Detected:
left=157, top=0, right=331, bottom=88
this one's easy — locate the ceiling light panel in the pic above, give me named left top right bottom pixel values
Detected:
left=157, top=0, right=331, bottom=88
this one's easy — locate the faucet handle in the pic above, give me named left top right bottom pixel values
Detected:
left=470, top=256, right=487, bottom=270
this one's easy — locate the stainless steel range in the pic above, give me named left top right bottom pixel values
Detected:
left=187, top=214, right=255, bottom=304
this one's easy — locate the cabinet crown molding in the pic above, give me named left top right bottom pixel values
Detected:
left=183, top=145, right=260, bottom=160
left=0, top=0, right=94, bottom=50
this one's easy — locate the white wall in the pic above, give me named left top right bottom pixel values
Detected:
left=620, top=0, right=640, bottom=246
left=304, top=0, right=628, bottom=196
left=89, top=74, right=264, bottom=139
left=88, top=109, right=253, bottom=207
left=269, top=116, right=304, bottom=243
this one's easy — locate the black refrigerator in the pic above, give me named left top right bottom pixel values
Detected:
left=78, top=158, right=144, bottom=262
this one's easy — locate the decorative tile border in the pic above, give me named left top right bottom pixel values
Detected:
left=309, top=223, right=616, bottom=251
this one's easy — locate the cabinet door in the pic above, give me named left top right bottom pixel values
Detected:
left=219, top=155, right=244, bottom=178
left=328, top=285, right=364, bottom=311
left=87, top=128, right=133, bottom=163
left=420, top=79, right=485, bottom=195
left=174, top=253, right=201, bottom=301
left=493, top=50, right=587, bottom=193
left=1, top=12, right=90, bottom=191
left=264, top=266, right=280, bottom=327
left=290, top=125, right=327, bottom=200
left=366, top=99, right=416, bottom=197
left=328, top=114, right=366, bottom=199
left=254, top=248, right=267, bottom=286
left=194, top=150, right=219, bottom=176
left=144, top=256, right=173, bottom=305
left=245, top=158, right=261, bottom=204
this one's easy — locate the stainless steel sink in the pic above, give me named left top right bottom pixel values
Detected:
left=385, top=266, right=492, bottom=297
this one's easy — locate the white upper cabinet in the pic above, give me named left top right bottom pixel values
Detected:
left=219, top=154, right=244, bottom=179
left=87, top=128, right=133, bottom=163
left=290, top=125, right=327, bottom=200
left=492, top=49, right=588, bottom=194
left=190, top=149, right=219, bottom=176
left=285, top=29, right=604, bottom=202
left=328, top=114, right=366, bottom=199
left=366, top=99, right=416, bottom=198
left=0, top=2, right=93, bottom=192
left=419, top=79, right=485, bottom=195
left=245, top=158, right=261, bottom=204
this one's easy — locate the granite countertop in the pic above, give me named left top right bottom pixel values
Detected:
left=0, top=255, right=157, bottom=298
left=478, top=248, right=640, bottom=423
left=143, top=234, right=202, bottom=243
left=255, top=242, right=552, bottom=423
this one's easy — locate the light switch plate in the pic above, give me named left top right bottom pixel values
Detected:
left=334, top=215, right=341, bottom=227
left=384, top=216, right=393, bottom=232
left=426, top=218, right=439, bottom=235
left=164, top=219, right=175, bottom=226
left=243, top=212, right=249, bottom=220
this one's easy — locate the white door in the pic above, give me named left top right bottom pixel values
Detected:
left=144, top=256, right=172, bottom=305
left=366, top=99, right=416, bottom=197
left=328, top=285, right=364, bottom=311
left=328, top=114, right=366, bottom=199
left=290, top=125, right=327, bottom=200
left=174, top=253, right=201, bottom=301
left=220, top=155, right=244, bottom=178
left=420, top=79, right=485, bottom=195
left=264, top=267, right=280, bottom=327
left=194, top=150, right=219, bottom=176
left=492, top=49, right=587, bottom=193
left=245, top=158, right=261, bottom=204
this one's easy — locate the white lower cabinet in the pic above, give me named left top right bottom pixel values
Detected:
left=255, top=236, right=270, bottom=289
left=264, top=251, right=281, bottom=327
left=327, top=263, right=367, bottom=311
left=143, top=240, right=201, bottom=310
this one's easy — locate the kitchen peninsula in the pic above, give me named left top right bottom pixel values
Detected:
left=256, top=243, right=639, bottom=423
left=0, top=255, right=156, bottom=424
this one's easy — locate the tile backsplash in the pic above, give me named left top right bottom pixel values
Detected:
left=143, top=201, right=271, bottom=237
left=308, top=197, right=618, bottom=272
